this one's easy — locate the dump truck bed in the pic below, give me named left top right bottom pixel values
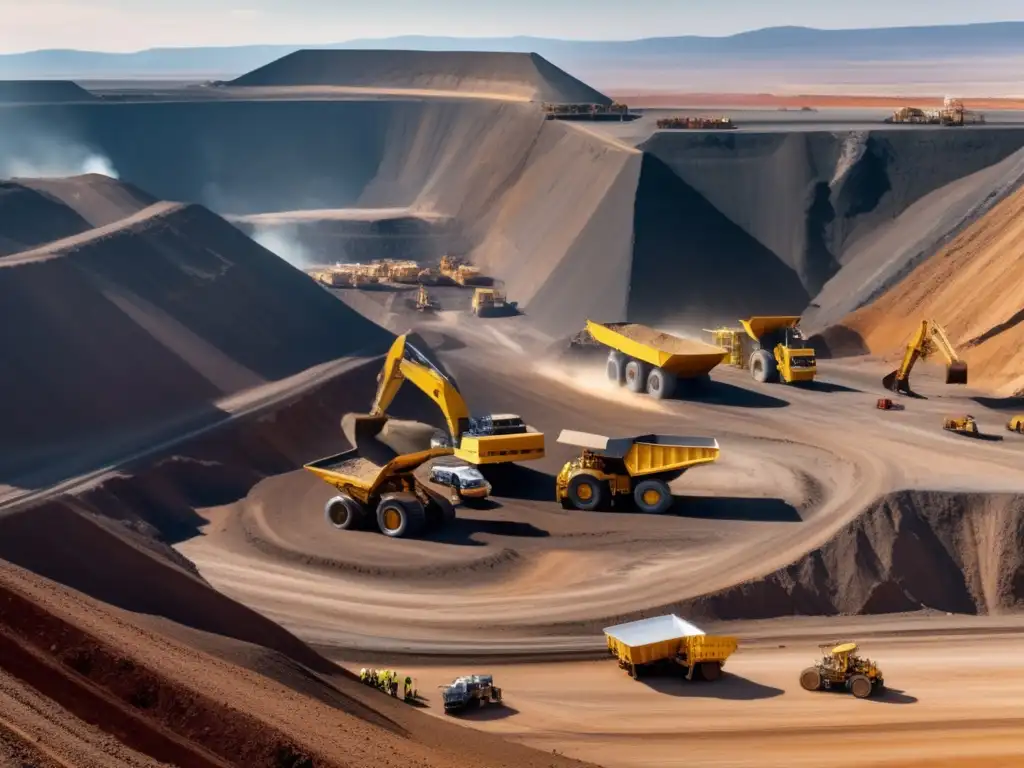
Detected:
left=740, top=316, right=802, bottom=341
left=585, top=321, right=726, bottom=377
left=304, top=448, right=386, bottom=489
left=558, top=430, right=720, bottom=477
left=304, top=444, right=451, bottom=497
left=604, top=614, right=738, bottom=666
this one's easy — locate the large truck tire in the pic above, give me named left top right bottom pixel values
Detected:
left=567, top=474, right=608, bottom=511
left=646, top=367, right=677, bottom=400
left=606, top=351, right=626, bottom=384
left=376, top=493, right=427, bottom=538
left=633, top=478, right=673, bottom=514
left=624, top=360, right=651, bottom=393
left=698, top=662, right=722, bottom=682
left=848, top=674, right=873, bottom=699
left=750, top=349, right=779, bottom=383
left=324, top=494, right=367, bottom=530
left=424, top=495, right=457, bottom=528
left=800, top=667, right=823, bottom=691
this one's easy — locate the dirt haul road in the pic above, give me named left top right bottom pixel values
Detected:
left=178, top=311, right=1024, bottom=654
left=382, top=624, right=1024, bottom=768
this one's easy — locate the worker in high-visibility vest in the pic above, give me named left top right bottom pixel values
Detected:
left=404, top=676, right=414, bottom=700
left=359, top=668, right=368, bottom=684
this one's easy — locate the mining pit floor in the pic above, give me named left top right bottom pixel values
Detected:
left=173, top=306, right=1024, bottom=768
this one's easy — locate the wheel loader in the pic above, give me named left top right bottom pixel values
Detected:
left=944, top=415, right=979, bottom=436
left=800, top=642, right=885, bottom=699
left=883, top=319, right=967, bottom=395
left=705, top=317, right=816, bottom=385
left=555, top=429, right=719, bottom=514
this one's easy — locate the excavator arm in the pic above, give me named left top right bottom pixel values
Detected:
left=882, top=319, right=968, bottom=394
left=370, top=334, right=471, bottom=441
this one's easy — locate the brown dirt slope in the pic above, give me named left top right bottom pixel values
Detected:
left=0, top=198, right=391, bottom=484
left=830, top=182, right=1024, bottom=394
left=231, top=49, right=611, bottom=104
left=0, top=81, right=95, bottom=103
left=683, top=491, right=1024, bottom=620
left=0, top=182, right=91, bottom=256
left=0, top=547, right=595, bottom=768
left=15, top=174, right=157, bottom=227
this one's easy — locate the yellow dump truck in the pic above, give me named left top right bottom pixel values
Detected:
left=705, top=316, right=816, bottom=384
left=304, top=415, right=457, bottom=539
left=582, top=321, right=728, bottom=400
left=556, top=429, right=719, bottom=514
left=604, top=614, right=738, bottom=681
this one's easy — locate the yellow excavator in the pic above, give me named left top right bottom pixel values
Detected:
left=368, top=334, right=545, bottom=466
left=882, top=319, right=968, bottom=395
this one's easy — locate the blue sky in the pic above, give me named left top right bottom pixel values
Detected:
left=2, top=1, right=1022, bottom=53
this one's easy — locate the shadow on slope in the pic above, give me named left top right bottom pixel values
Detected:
left=628, top=153, right=809, bottom=328
left=679, top=490, right=1024, bottom=620
left=0, top=180, right=92, bottom=255
left=0, top=200, right=391, bottom=485
left=15, top=173, right=157, bottom=226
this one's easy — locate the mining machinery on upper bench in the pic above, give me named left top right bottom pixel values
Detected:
left=369, top=334, right=544, bottom=466
left=883, top=319, right=967, bottom=395
left=705, top=317, right=816, bottom=385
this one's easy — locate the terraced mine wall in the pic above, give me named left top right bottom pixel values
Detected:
left=4, top=100, right=1024, bottom=336
left=639, top=128, right=1024, bottom=305
left=681, top=491, right=1024, bottom=619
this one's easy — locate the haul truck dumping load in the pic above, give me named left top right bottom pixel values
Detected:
left=705, top=316, right=816, bottom=384
left=304, top=414, right=457, bottom=539
left=556, top=429, right=719, bottom=514
left=883, top=319, right=967, bottom=395
left=577, top=321, right=727, bottom=400
left=604, top=614, right=738, bottom=681
left=369, top=334, right=544, bottom=466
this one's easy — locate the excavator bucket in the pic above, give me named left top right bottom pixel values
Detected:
left=946, top=361, right=968, bottom=385
left=342, top=413, right=390, bottom=453
left=882, top=370, right=909, bottom=394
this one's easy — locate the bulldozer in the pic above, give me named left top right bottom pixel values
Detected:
left=439, top=255, right=486, bottom=286
left=367, top=334, right=544, bottom=467
left=799, top=642, right=885, bottom=699
left=883, top=319, right=967, bottom=395
left=471, top=287, right=517, bottom=318
left=944, top=415, right=979, bottom=436
left=705, top=317, right=816, bottom=384
left=415, top=285, right=438, bottom=312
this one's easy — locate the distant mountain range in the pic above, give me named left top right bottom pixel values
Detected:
left=2, top=22, right=1023, bottom=93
